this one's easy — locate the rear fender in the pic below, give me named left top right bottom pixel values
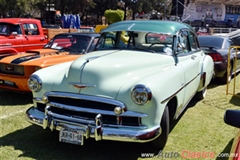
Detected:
left=197, top=55, right=214, bottom=91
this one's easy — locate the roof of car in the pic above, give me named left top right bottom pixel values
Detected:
left=198, top=35, right=228, bottom=38
left=0, top=18, right=40, bottom=24
left=101, top=20, right=194, bottom=34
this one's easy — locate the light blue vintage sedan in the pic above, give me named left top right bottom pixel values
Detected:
left=26, top=20, right=214, bottom=149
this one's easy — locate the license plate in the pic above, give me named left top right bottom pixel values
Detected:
left=59, top=129, right=83, bottom=145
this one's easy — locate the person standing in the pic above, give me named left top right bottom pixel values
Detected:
left=76, top=14, right=81, bottom=30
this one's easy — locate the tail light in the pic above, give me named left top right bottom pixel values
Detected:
left=208, top=53, right=223, bottom=62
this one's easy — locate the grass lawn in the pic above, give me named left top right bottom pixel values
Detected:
left=0, top=77, right=240, bottom=160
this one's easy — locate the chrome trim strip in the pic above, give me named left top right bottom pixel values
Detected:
left=161, top=73, right=201, bottom=104
left=49, top=101, right=147, bottom=118
left=49, top=110, right=96, bottom=125
left=44, top=92, right=126, bottom=107
left=0, top=43, right=46, bottom=49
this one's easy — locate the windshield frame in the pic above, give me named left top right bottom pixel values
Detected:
left=94, top=31, right=174, bottom=54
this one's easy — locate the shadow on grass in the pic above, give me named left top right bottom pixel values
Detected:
left=215, top=138, right=234, bottom=160
left=208, top=79, right=223, bottom=89
left=169, top=97, right=200, bottom=134
left=0, top=89, right=32, bottom=105
left=1, top=125, right=161, bottom=160
left=229, top=93, right=240, bottom=106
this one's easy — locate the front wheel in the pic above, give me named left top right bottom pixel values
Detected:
left=151, top=106, right=170, bottom=150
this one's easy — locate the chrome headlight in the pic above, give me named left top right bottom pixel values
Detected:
left=131, top=84, right=152, bottom=105
left=28, top=75, right=42, bottom=92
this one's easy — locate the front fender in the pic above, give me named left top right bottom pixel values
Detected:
left=116, top=65, right=185, bottom=127
left=31, top=61, right=73, bottom=98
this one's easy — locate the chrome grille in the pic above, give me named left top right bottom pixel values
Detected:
left=36, top=92, right=146, bottom=127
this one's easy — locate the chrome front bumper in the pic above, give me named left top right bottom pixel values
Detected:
left=26, top=107, right=161, bottom=144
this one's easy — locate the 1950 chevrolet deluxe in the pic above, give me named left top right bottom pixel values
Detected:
left=26, top=20, right=214, bottom=149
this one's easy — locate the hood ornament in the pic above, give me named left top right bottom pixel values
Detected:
left=69, top=57, right=98, bottom=90
left=69, top=82, right=96, bottom=89
left=69, top=52, right=118, bottom=90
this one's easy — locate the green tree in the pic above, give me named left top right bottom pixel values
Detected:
left=0, top=0, right=8, bottom=17
left=104, top=9, right=124, bottom=24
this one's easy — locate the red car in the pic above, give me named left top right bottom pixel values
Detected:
left=0, top=18, right=48, bottom=57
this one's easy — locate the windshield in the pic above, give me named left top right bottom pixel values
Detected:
left=0, top=23, right=22, bottom=35
left=95, top=31, right=173, bottom=54
left=44, top=34, right=91, bottom=53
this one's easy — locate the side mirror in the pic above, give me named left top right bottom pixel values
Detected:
left=224, top=110, right=240, bottom=128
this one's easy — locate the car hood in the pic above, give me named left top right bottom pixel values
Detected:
left=228, top=29, right=240, bottom=46
left=0, top=49, right=81, bottom=67
left=51, top=50, right=174, bottom=98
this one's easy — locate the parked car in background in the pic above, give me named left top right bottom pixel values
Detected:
left=42, top=24, right=62, bottom=29
left=79, top=26, right=95, bottom=32
left=198, top=35, right=240, bottom=84
left=0, top=18, right=79, bottom=58
left=224, top=109, right=240, bottom=160
left=26, top=20, right=214, bottom=150
left=0, top=32, right=99, bottom=92
left=0, top=18, right=48, bottom=58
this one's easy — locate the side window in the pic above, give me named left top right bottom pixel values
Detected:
left=0, top=24, right=9, bottom=34
left=95, top=33, right=116, bottom=50
left=23, top=23, right=39, bottom=35
left=177, top=31, right=189, bottom=54
left=189, top=32, right=199, bottom=51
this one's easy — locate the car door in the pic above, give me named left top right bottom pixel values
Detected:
left=22, top=23, right=46, bottom=50
left=177, top=30, right=203, bottom=106
left=0, top=23, right=24, bottom=53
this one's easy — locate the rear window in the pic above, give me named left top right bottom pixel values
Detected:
left=198, top=36, right=224, bottom=49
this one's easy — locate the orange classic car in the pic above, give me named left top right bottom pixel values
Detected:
left=0, top=32, right=100, bottom=92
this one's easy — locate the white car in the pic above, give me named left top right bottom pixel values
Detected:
left=26, top=20, right=214, bottom=149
